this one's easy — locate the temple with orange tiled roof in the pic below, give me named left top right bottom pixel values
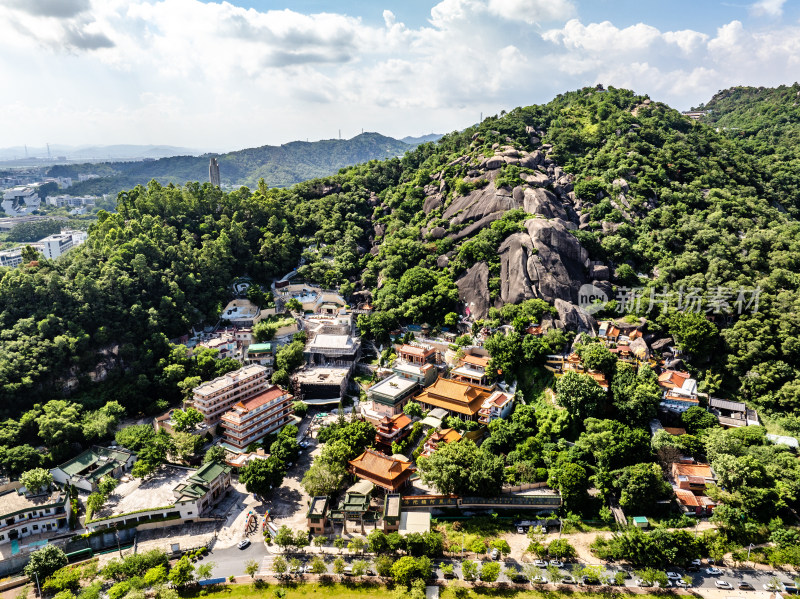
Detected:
left=348, top=449, right=414, bottom=492
left=420, top=428, right=461, bottom=458
left=414, top=377, right=494, bottom=420
left=375, top=413, right=414, bottom=451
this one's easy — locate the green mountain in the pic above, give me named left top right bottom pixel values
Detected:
left=2, top=85, right=800, bottom=459
left=697, top=83, right=800, bottom=216
left=46, top=132, right=414, bottom=196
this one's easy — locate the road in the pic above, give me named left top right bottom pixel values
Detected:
left=204, top=544, right=799, bottom=592
left=208, top=539, right=269, bottom=578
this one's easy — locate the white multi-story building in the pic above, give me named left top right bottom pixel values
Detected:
left=221, top=385, right=294, bottom=450
left=191, top=364, right=270, bottom=425
left=41, top=233, right=74, bottom=260
left=0, top=248, right=23, bottom=268
left=2, top=186, right=40, bottom=216
left=46, top=195, right=96, bottom=208
left=86, top=462, right=232, bottom=533
left=0, top=483, right=70, bottom=545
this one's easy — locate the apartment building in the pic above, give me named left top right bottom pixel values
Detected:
left=220, top=385, right=294, bottom=450
left=41, top=233, right=74, bottom=260
left=191, top=364, right=270, bottom=425
left=0, top=482, right=69, bottom=545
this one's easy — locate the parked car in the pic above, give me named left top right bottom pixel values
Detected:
left=738, top=582, right=754, bottom=590
left=676, top=580, right=691, bottom=588
left=490, top=548, right=500, bottom=560
left=531, top=575, right=546, bottom=584
left=666, top=572, right=681, bottom=580
left=511, top=574, right=528, bottom=584
left=561, top=575, right=576, bottom=584
left=534, top=559, right=548, bottom=567
left=582, top=575, right=599, bottom=585
left=764, top=582, right=782, bottom=591
left=784, top=584, right=798, bottom=595
left=704, top=567, right=722, bottom=575
left=237, top=539, right=251, bottom=550
left=549, top=560, right=564, bottom=568
left=343, top=566, right=353, bottom=576
left=636, top=579, right=653, bottom=587
left=517, top=526, right=526, bottom=534
left=715, top=580, right=733, bottom=589
left=690, top=559, right=702, bottom=567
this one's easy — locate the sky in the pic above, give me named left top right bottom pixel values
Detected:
left=0, top=0, right=799, bottom=151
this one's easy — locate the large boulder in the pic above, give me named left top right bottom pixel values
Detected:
left=423, top=193, right=444, bottom=214
left=483, top=156, right=505, bottom=170
left=498, top=218, right=590, bottom=305
left=554, top=299, right=597, bottom=334
left=456, top=261, right=492, bottom=320
left=523, top=188, right=567, bottom=220
left=520, top=171, right=550, bottom=186
left=519, top=150, right=544, bottom=169
left=429, top=226, right=446, bottom=240
left=448, top=211, right=506, bottom=241
left=444, top=182, right=521, bottom=227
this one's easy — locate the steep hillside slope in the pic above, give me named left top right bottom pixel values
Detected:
left=350, top=86, right=800, bottom=420
left=697, top=84, right=800, bottom=216
left=47, top=132, right=413, bottom=195
left=2, top=86, right=800, bottom=431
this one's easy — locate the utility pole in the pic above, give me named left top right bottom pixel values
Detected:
left=338, top=129, right=341, bottom=140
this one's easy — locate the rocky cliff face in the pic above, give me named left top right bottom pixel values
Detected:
left=499, top=218, right=590, bottom=305
left=375, top=130, right=614, bottom=331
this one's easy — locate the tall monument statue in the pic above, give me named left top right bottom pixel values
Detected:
left=209, top=157, right=220, bottom=187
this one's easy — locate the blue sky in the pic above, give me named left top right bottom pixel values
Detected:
left=0, top=0, right=798, bottom=149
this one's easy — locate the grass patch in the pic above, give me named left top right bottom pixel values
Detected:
left=518, top=367, right=554, bottom=406
left=434, top=516, right=516, bottom=553
left=184, top=584, right=676, bottom=599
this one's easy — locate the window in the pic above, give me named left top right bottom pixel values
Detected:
left=33, top=525, right=38, bottom=530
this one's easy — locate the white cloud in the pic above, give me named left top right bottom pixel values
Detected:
left=0, top=0, right=799, bottom=149
left=749, top=0, right=786, bottom=17
left=487, top=0, right=575, bottom=24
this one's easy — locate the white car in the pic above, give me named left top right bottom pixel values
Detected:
left=534, top=559, right=548, bottom=567
left=666, top=572, right=681, bottom=580
left=704, top=566, right=722, bottom=575
left=549, top=560, right=564, bottom=567
left=715, top=580, right=733, bottom=589
left=561, top=575, right=576, bottom=584
left=531, top=576, right=546, bottom=584
left=690, top=559, right=702, bottom=566
left=764, top=582, right=782, bottom=591
left=676, top=580, right=691, bottom=588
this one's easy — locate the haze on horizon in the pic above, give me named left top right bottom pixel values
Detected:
left=0, top=0, right=798, bottom=151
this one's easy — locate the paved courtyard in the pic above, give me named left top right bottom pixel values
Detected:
left=97, top=466, right=191, bottom=519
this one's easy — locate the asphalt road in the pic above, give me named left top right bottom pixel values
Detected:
left=208, top=539, right=269, bottom=579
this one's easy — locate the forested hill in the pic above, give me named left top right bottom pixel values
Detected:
left=47, top=132, right=414, bottom=196
left=3, top=85, right=800, bottom=466
left=697, top=83, right=800, bottom=217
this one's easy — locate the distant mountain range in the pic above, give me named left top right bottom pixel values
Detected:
left=0, top=144, right=202, bottom=162
left=400, top=133, right=444, bottom=145
left=44, top=132, right=444, bottom=196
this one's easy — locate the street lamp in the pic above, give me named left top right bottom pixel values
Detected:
left=747, top=543, right=754, bottom=565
